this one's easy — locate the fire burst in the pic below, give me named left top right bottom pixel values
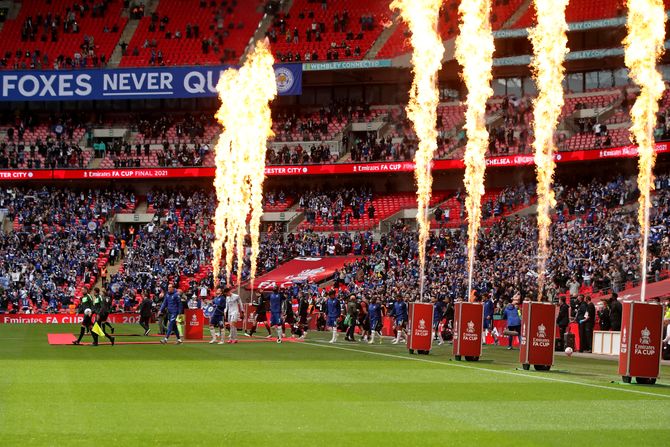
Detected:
left=624, top=0, right=666, bottom=301
left=529, top=0, right=568, bottom=301
left=455, top=0, right=494, bottom=297
left=391, top=0, right=445, bottom=298
left=212, top=40, right=277, bottom=288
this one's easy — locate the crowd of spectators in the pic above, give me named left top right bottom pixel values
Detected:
left=267, top=143, right=334, bottom=165
left=268, top=4, right=370, bottom=63
left=126, top=0, right=250, bottom=65
left=135, top=113, right=213, bottom=141
left=0, top=139, right=86, bottom=169
left=299, top=186, right=374, bottom=226
left=3, top=1, right=118, bottom=70
left=1, top=112, right=88, bottom=169
left=1, top=172, right=669, bottom=314
left=0, top=186, right=135, bottom=313
left=487, top=95, right=533, bottom=156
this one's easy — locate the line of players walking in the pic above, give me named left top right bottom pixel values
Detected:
left=204, top=287, right=417, bottom=345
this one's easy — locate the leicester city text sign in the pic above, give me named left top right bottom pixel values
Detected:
left=0, top=64, right=302, bottom=101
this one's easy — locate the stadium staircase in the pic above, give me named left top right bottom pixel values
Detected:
left=242, top=0, right=292, bottom=63
left=501, top=0, right=532, bottom=29
left=107, top=10, right=146, bottom=67
left=108, top=0, right=158, bottom=67
left=364, top=11, right=399, bottom=60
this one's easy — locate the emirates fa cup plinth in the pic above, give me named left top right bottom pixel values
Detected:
left=519, top=301, right=556, bottom=371
left=407, top=302, right=433, bottom=355
left=452, top=302, right=484, bottom=361
left=618, top=301, right=664, bottom=384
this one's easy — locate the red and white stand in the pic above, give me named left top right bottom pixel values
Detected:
left=407, top=302, right=433, bottom=355
left=519, top=302, right=556, bottom=371
left=452, top=302, right=484, bottom=361
left=618, top=301, right=664, bottom=384
left=185, top=308, right=204, bottom=340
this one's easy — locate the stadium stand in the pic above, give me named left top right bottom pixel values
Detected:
left=514, top=0, right=670, bottom=28
left=267, top=0, right=392, bottom=62
left=3, top=173, right=668, bottom=313
left=378, top=0, right=524, bottom=59
left=0, top=0, right=126, bottom=70
left=119, top=0, right=264, bottom=67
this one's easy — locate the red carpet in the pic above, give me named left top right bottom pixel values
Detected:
left=48, top=334, right=304, bottom=346
left=47, top=333, right=76, bottom=345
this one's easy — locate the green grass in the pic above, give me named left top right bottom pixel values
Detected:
left=1, top=324, right=669, bottom=446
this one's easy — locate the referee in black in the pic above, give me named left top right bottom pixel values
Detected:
left=138, top=291, right=154, bottom=336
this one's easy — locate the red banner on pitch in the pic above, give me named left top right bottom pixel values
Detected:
left=519, top=302, right=556, bottom=369
left=453, top=302, right=484, bottom=359
left=618, top=301, right=663, bottom=380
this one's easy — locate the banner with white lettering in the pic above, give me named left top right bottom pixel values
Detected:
left=0, top=313, right=143, bottom=324
left=0, top=143, right=667, bottom=180
left=0, top=64, right=302, bottom=101
left=252, top=256, right=359, bottom=290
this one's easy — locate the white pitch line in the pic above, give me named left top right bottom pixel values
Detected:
left=301, top=341, right=670, bottom=399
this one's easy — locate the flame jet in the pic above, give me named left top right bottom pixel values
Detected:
left=455, top=0, right=495, bottom=297
left=529, top=0, right=568, bottom=301
left=390, top=0, right=445, bottom=298
left=624, top=0, right=666, bottom=301
left=212, top=40, right=277, bottom=288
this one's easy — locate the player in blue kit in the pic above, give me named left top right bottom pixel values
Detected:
left=269, top=287, right=284, bottom=343
left=367, top=297, right=383, bottom=344
left=391, top=295, right=408, bottom=344
left=326, top=290, right=341, bottom=343
left=208, top=286, right=226, bottom=344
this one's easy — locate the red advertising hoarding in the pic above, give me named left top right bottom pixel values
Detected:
left=452, top=302, right=484, bottom=361
left=1, top=143, right=667, bottom=181
left=519, top=302, right=556, bottom=371
left=407, top=302, right=433, bottom=354
left=185, top=308, right=204, bottom=340
left=618, top=301, right=663, bottom=384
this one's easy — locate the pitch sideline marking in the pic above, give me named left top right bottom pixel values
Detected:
left=301, top=341, right=670, bottom=399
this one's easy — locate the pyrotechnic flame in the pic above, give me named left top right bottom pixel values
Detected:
left=212, top=40, right=277, bottom=288
left=624, top=0, right=666, bottom=301
left=529, top=0, right=568, bottom=301
left=455, top=0, right=494, bottom=297
left=391, top=0, right=445, bottom=298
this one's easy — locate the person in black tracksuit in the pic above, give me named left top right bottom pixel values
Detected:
left=246, top=293, right=272, bottom=337
left=556, top=296, right=570, bottom=350
left=609, top=293, right=622, bottom=331
left=575, top=296, right=588, bottom=352
left=584, top=296, right=596, bottom=353
left=138, top=292, right=154, bottom=336
left=97, top=295, right=115, bottom=336
left=284, top=296, right=297, bottom=337
left=297, top=293, right=311, bottom=339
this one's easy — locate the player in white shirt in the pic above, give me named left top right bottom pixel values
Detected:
left=225, top=288, right=243, bottom=344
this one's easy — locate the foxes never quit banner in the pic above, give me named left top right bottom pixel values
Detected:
left=0, top=64, right=302, bottom=101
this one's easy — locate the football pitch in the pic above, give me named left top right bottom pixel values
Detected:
left=1, top=325, right=669, bottom=446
